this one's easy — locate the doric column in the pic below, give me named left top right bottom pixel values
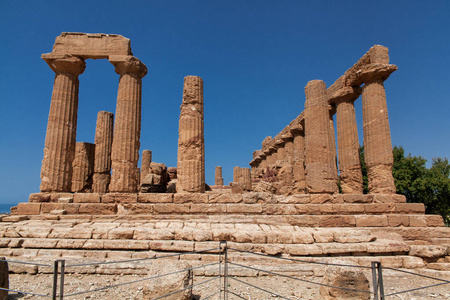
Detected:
left=268, top=145, right=278, bottom=165
left=140, top=150, right=152, bottom=183
left=328, top=105, right=339, bottom=184
left=241, top=168, right=252, bottom=190
left=282, top=133, right=294, bottom=162
left=332, top=87, right=364, bottom=194
left=304, top=80, right=339, bottom=194
left=93, top=111, right=114, bottom=193
left=40, top=54, right=86, bottom=192
left=360, top=63, right=397, bottom=194
left=177, top=76, right=205, bottom=193
left=259, top=151, right=267, bottom=169
left=109, top=56, right=147, bottom=192
left=290, top=125, right=306, bottom=193
left=71, top=142, right=95, bottom=192
left=233, top=166, right=241, bottom=183
left=275, top=139, right=285, bottom=161
left=215, top=166, right=224, bottom=186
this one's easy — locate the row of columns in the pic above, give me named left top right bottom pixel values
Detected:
left=40, top=54, right=147, bottom=193
left=250, top=49, right=397, bottom=195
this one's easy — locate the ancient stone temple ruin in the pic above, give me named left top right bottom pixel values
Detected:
left=1, top=33, right=449, bottom=278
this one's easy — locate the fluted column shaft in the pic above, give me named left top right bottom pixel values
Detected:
left=335, top=97, right=363, bottom=194
left=304, top=80, right=339, bottom=194
left=241, top=168, right=252, bottom=190
left=72, top=142, right=95, bottom=192
left=215, top=166, right=224, bottom=186
left=140, top=150, right=152, bottom=183
left=291, top=126, right=306, bottom=193
left=93, top=111, right=114, bottom=193
left=109, top=56, right=147, bottom=192
left=40, top=55, right=85, bottom=192
left=362, top=79, right=396, bottom=194
left=177, top=76, right=205, bottom=193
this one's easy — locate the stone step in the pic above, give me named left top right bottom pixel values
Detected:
left=426, top=263, right=450, bottom=271
left=27, top=192, right=408, bottom=205
left=12, top=201, right=423, bottom=217
left=0, top=250, right=427, bottom=275
left=4, top=213, right=443, bottom=228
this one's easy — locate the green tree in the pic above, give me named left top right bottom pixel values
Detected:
left=360, top=146, right=450, bottom=225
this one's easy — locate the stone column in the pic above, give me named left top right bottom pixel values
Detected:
left=109, top=56, right=147, bottom=193
left=360, top=64, right=397, bottom=194
left=140, top=150, right=152, bottom=183
left=290, top=125, right=306, bottom=193
left=282, top=133, right=294, bottom=162
left=93, top=111, right=114, bottom=193
left=241, top=168, right=252, bottom=190
left=275, top=139, right=285, bottom=161
left=177, top=76, right=205, bottom=193
left=40, top=54, right=86, bottom=192
left=304, top=80, right=339, bottom=194
left=71, top=142, right=95, bottom=192
left=328, top=105, right=339, bottom=184
left=215, top=166, right=224, bottom=186
left=233, top=166, right=241, bottom=183
left=333, top=88, right=364, bottom=194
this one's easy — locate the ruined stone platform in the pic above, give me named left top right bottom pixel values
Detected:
left=2, top=192, right=449, bottom=278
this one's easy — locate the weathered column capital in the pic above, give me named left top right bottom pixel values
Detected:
left=42, top=54, right=86, bottom=76
left=329, top=86, right=362, bottom=104
left=109, top=55, right=148, bottom=78
left=275, top=139, right=284, bottom=147
left=281, top=133, right=293, bottom=142
left=349, top=63, right=397, bottom=86
left=289, top=124, right=303, bottom=135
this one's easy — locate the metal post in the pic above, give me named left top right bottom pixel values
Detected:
left=377, top=262, right=385, bottom=300
left=59, top=260, right=65, bottom=300
left=224, top=241, right=228, bottom=300
left=219, top=241, right=225, bottom=300
left=371, top=262, right=379, bottom=300
left=52, top=260, right=59, bottom=300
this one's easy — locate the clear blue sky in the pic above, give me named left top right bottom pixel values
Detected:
left=1, top=1, right=449, bottom=205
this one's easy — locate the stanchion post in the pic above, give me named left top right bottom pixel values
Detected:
left=377, top=262, right=385, bottom=300
left=224, top=241, right=228, bottom=300
left=52, top=260, right=59, bottom=300
left=59, top=260, right=65, bottom=300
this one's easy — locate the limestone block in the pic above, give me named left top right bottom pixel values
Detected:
left=292, top=231, right=315, bottom=244
left=319, top=260, right=370, bottom=300
left=332, top=204, right=365, bottom=215
left=372, top=194, right=406, bottom=203
left=342, top=194, right=373, bottom=203
left=190, top=204, right=226, bottom=214
left=101, top=193, right=137, bottom=203
left=409, top=215, right=427, bottom=227
left=287, top=244, right=323, bottom=256
left=154, top=204, right=189, bottom=214
left=409, top=245, right=448, bottom=258
left=208, top=193, right=243, bottom=203
left=333, top=230, right=376, bottom=243
left=103, top=240, right=149, bottom=250
left=227, top=204, right=262, bottom=214
left=364, top=203, right=395, bottom=214
left=320, top=216, right=356, bottom=227
left=78, top=204, right=117, bottom=215
left=426, top=215, right=445, bottom=227
left=16, top=203, right=41, bottom=215
left=355, top=215, right=388, bottom=227
left=143, top=260, right=191, bottom=300
left=52, top=32, right=132, bottom=59
left=71, top=142, right=95, bottom=193
left=173, top=193, right=208, bottom=203
left=108, top=228, right=134, bottom=239
left=283, top=194, right=310, bottom=204
left=117, top=204, right=154, bottom=215
left=50, top=193, right=74, bottom=203
left=402, top=256, right=425, bottom=268
left=310, top=194, right=334, bottom=204
left=388, top=215, right=410, bottom=227
left=243, top=192, right=273, bottom=204
left=28, top=193, right=51, bottom=203
left=138, top=193, right=173, bottom=203
left=73, top=193, right=101, bottom=203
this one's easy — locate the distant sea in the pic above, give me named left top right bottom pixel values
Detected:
left=0, top=204, right=17, bottom=214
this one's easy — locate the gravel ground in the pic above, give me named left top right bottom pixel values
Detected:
left=5, top=271, right=450, bottom=299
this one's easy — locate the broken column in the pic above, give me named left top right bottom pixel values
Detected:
left=40, top=54, right=86, bottom=192
left=140, top=150, right=152, bottom=183
left=215, top=166, right=224, bottom=186
left=282, top=133, right=294, bottom=162
left=304, top=80, right=339, bottom=194
left=177, top=76, right=205, bottom=193
left=92, top=111, right=114, bottom=193
left=358, top=47, right=397, bottom=194
left=241, top=168, right=252, bottom=190
left=109, top=56, right=147, bottom=192
left=71, top=142, right=95, bottom=192
left=332, top=87, right=364, bottom=194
